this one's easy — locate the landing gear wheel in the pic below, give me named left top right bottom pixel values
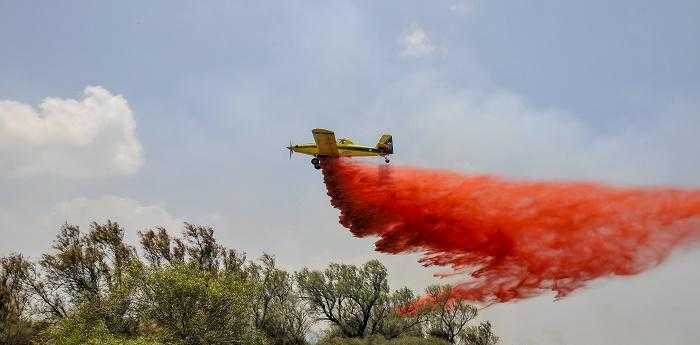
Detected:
left=311, top=157, right=320, bottom=165
left=314, top=164, right=321, bottom=170
left=385, top=158, right=390, bottom=163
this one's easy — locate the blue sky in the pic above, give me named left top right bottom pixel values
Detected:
left=2, top=1, right=700, bottom=344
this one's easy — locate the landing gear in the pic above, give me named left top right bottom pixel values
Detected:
left=311, top=157, right=321, bottom=170
left=384, top=158, right=390, bottom=164
left=314, top=164, right=321, bottom=170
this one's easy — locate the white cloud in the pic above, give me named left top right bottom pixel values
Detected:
left=399, top=24, right=446, bottom=58
left=0, top=86, right=144, bottom=178
left=50, top=195, right=183, bottom=237
left=0, top=195, right=184, bottom=258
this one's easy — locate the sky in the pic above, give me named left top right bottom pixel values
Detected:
left=1, top=1, right=700, bottom=344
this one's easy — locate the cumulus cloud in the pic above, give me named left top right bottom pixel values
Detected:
left=0, top=86, right=144, bottom=178
left=0, top=195, right=185, bottom=258
left=399, top=24, right=446, bottom=58
left=50, top=195, right=183, bottom=236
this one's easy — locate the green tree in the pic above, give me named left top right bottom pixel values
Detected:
left=2, top=221, right=500, bottom=345
left=424, top=285, right=478, bottom=344
left=41, top=301, right=161, bottom=345
left=461, top=321, right=499, bottom=345
left=182, top=223, right=223, bottom=272
left=37, top=221, right=141, bottom=336
left=296, top=260, right=425, bottom=339
left=139, top=223, right=248, bottom=276
left=296, top=260, right=389, bottom=338
left=7, top=254, right=66, bottom=319
left=138, top=263, right=263, bottom=345
left=138, top=227, right=183, bottom=267
left=137, top=225, right=265, bottom=344
left=40, top=222, right=135, bottom=302
left=248, top=254, right=312, bottom=345
left=371, top=287, right=430, bottom=339
left=1, top=254, right=36, bottom=345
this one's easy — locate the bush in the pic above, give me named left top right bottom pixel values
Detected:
left=42, top=314, right=161, bottom=345
left=139, top=263, right=265, bottom=345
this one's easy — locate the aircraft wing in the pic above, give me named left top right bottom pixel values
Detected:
left=312, top=128, right=340, bottom=157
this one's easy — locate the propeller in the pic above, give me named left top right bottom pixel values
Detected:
left=287, top=140, right=293, bottom=159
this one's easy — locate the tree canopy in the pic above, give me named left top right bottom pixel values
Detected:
left=1, top=221, right=498, bottom=345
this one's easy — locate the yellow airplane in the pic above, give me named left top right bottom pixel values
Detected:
left=287, top=128, right=393, bottom=169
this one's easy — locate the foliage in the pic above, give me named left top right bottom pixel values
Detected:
left=1, top=254, right=37, bottom=345
left=0, top=220, right=499, bottom=345
left=34, top=220, right=139, bottom=327
left=40, top=303, right=161, bottom=345
left=296, top=260, right=395, bottom=338
left=138, top=263, right=263, bottom=345
left=423, top=285, right=478, bottom=344
left=461, top=321, right=499, bottom=345
left=248, top=254, right=312, bottom=345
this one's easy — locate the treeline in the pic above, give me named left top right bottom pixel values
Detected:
left=0, top=221, right=499, bottom=345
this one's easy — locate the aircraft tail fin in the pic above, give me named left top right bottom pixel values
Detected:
left=376, top=134, right=393, bottom=154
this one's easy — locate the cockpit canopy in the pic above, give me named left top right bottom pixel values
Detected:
left=337, top=138, right=354, bottom=145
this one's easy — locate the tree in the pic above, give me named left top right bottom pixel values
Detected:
left=248, top=254, right=312, bottom=345
left=182, top=223, right=222, bottom=272
left=297, top=260, right=424, bottom=339
left=462, top=321, right=499, bottom=345
left=139, top=227, right=181, bottom=267
left=40, top=301, right=161, bottom=345
left=1, top=254, right=36, bottom=345
left=137, top=263, right=262, bottom=345
left=137, top=225, right=266, bottom=344
left=1, top=220, right=500, bottom=345
left=139, top=223, right=247, bottom=276
left=371, top=287, right=430, bottom=339
left=37, top=222, right=140, bottom=336
left=424, top=285, right=478, bottom=344
left=39, top=222, right=136, bottom=304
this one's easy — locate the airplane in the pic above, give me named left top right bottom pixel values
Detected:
left=287, top=128, right=393, bottom=169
